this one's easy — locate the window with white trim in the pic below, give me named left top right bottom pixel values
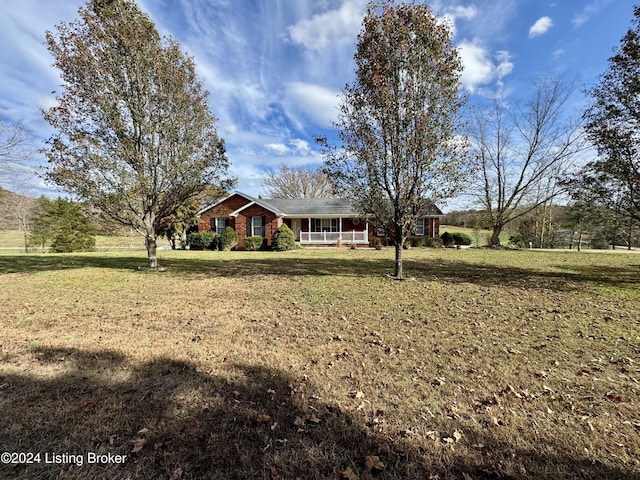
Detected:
left=211, top=217, right=227, bottom=235
left=250, top=216, right=265, bottom=237
left=415, top=218, right=426, bottom=236
left=312, top=218, right=338, bottom=232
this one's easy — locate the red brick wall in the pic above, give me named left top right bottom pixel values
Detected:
left=198, top=194, right=251, bottom=232
left=197, top=194, right=283, bottom=247
left=238, top=204, right=282, bottom=246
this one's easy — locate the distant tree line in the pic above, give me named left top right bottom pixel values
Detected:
left=443, top=204, right=640, bottom=250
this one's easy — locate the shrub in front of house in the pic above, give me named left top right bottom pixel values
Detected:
left=243, top=236, right=264, bottom=251
left=441, top=231, right=472, bottom=247
left=187, top=231, right=218, bottom=250
left=440, top=231, right=454, bottom=247
left=272, top=224, right=297, bottom=251
left=453, top=232, right=472, bottom=246
left=407, top=236, right=426, bottom=248
left=368, top=237, right=383, bottom=249
left=220, top=226, right=238, bottom=251
left=423, top=237, right=443, bottom=248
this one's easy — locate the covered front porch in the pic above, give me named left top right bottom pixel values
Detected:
left=285, top=217, right=369, bottom=245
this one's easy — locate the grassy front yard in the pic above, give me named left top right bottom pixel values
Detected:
left=0, top=248, right=638, bottom=479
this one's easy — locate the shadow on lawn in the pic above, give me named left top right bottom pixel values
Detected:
left=0, top=252, right=638, bottom=292
left=0, top=346, right=636, bottom=480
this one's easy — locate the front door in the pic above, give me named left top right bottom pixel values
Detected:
left=291, top=219, right=301, bottom=241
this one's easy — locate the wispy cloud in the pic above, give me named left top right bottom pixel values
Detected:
left=572, top=0, right=614, bottom=28
left=287, top=0, right=366, bottom=51
left=529, top=16, right=553, bottom=38
left=284, top=82, right=341, bottom=128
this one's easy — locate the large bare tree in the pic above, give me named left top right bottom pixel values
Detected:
left=322, top=0, right=468, bottom=279
left=261, top=163, right=333, bottom=198
left=0, top=189, right=36, bottom=252
left=0, top=116, right=34, bottom=189
left=468, top=76, right=586, bottom=246
left=43, top=0, right=232, bottom=268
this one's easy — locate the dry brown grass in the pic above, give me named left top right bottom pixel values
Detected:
left=0, top=248, right=638, bottom=479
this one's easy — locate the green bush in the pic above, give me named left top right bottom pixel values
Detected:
left=440, top=231, right=454, bottom=247
left=187, top=231, right=218, bottom=250
left=220, top=226, right=238, bottom=251
left=453, top=232, right=472, bottom=246
left=244, top=236, right=264, bottom=251
left=272, top=224, right=297, bottom=251
left=407, top=236, right=426, bottom=247
left=423, top=237, right=443, bottom=248
left=440, top=231, right=472, bottom=247
left=589, top=232, right=610, bottom=250
left=52, top=230, right=96, bottom=253
left=368, top=237, right=383, bottom=249
left=509, top=234, right=526, bottom=248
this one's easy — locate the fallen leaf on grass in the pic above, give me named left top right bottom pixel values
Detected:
left=270, top=465, right=280, bottom=480
left=453, top=430, right=463, bottom=442
left=130, top=438, right=146, bottom=453
left=308, top=415, right=321, bottom=424
left=605, top=392, right=624, bottom=403
left=257, top=414, right=272, bottom=424
left=365, top=455, right=385, bottom=471
left=340, top=467, right=360, bottom=480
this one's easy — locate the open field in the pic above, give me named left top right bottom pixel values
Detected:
left=0, top=230, right=170, bottom=251
left=439, top=225, right=511, bottom=247
left=0, top=248, right=638, bottom=479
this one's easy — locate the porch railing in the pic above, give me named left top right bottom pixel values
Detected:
left=299, top=231, right=368, bottom=244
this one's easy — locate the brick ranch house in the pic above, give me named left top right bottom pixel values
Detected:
left=197, top=191, right=443, bottom=247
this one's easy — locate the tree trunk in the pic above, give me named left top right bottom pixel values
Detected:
left=144, top=210, right=158, bottom=269
left=489, top=225, right=502, bottom=247
left=577, top=230, right=583, bottom=252
left=394, top=240, right=403, bottom=279
left=146, top=234, right=158, bottom=269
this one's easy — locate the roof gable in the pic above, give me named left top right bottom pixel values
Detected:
left=197, top=192, right=285, bottom=217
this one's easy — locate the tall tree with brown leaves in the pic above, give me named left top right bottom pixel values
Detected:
left=43, top=0, right=233, bottom=268
left=322, top=0, right=468, bottom=279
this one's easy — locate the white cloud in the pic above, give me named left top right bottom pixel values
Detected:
left=441, top=5, right=478, bottom=38
left=529, top=16, right=553, bottom=38
left=265, top=143, right=290, bottom=155
left=284, top=82, right=340, bottom=127
left=458, top=41, right=495, bottom=89
left=288, top=0, right=366, bottom=51
left=290, top=138, right=312, bottom=155
left=458, top=41, right=514, bottom=92
left=495, top=50, right=514, bottom=79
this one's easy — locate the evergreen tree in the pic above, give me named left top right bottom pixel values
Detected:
left=30, top=197, right=97, bottom=252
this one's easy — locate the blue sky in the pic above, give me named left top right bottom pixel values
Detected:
left=0, top=0, right=636, bottom=202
